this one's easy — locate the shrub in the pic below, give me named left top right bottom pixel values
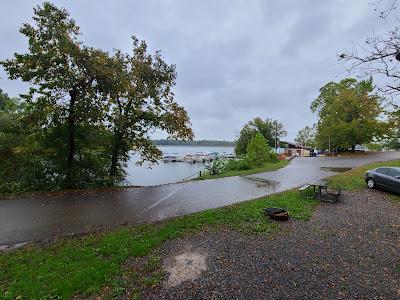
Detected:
left=246, top=133, right=271, bottom=167
left=269, top=151, right=279, bottom=162
left=204, top=158, right=229, bottom=175
left=225, top=159, right=252, bottom=171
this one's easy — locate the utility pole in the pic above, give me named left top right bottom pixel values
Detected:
left=275, top=121, right=278, bottom=152
left=328, top=133, right=331, bottom=157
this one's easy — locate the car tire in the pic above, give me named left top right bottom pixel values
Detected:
left=367, top=178, right=375, bottom=189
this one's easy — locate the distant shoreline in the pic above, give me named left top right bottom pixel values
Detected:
left=152, top=139, right=235, bottom=147
left=155, top=144, right=234, bottom=147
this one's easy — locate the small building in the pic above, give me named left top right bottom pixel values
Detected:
left=272, top=147, right=286, bottom=155
left=280, top=141, right=312, bottom=157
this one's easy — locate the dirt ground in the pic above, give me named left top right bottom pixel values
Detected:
left=142, top=189, right=400, bottom=299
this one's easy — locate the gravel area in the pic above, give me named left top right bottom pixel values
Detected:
left=143, top=189, right=400, bottom=299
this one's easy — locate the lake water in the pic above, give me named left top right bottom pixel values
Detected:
left=125, top=146, right=235, bottom=186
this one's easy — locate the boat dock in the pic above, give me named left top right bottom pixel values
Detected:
left=162, top=151, right=235, bottom=163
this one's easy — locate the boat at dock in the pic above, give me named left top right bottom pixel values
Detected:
left=162, top=155, right=184, bottom=163
left=220, top=152, right=235, bottom=159
left=163, top=151, right=235, bottom=164
left=184, top=152, right=213, bottom=163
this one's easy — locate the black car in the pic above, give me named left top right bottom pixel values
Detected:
left=365, top=167, right=400, bottom=193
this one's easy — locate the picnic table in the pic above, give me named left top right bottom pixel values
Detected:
left=299, top=179, right=341, bottom=202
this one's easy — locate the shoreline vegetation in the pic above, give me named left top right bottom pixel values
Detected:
left=198, top=133, right=285, bottom=180
left=2, top=159, right=399, bottom=299
left=197, top=160, right=289, bottom=180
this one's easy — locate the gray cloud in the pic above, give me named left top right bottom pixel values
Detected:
left=0, top=0, right=393, bottom=141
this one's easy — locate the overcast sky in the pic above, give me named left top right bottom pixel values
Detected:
left=0, top=1, right=395, bottom=141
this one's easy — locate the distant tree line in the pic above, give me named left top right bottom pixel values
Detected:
left=0, top=3, right=193, bottom=193
left=153, top=139, right=235, bottom=146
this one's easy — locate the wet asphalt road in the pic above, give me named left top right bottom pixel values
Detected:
left=0, top=152, right=399, bottom=245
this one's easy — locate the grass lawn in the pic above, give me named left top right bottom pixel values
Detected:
left=0, top=189, right=317, bottom=299
left=197, top=160, right=289, bottom=180
left=328, top=159, right=400, bottom=190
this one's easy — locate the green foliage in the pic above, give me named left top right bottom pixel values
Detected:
left=205, top=158, right=252, bottom=176
left=384, top=138, right=400, bottom=150
left=199, top=160, right=288, bottom=180
left=295, top=125, right=316, bottom=148
left=1, top=2, right=111, bottom=189
left=204, top=158, right=230, bottom=175
left=311, top=78, right=389, bottom=151
left=235, top=117, right=287, bottom=155
left=0, top=91, right=30, bottom=193
left=201, top=134, right=283, bottom=180
left=0, top=88, right=113, bottom=193
left=0, top=3, right=193, bottom=193
left=101, top=42, right=193, bottom=182
left=225, top=159, right=252, bottom=171
left=246, top=133, right=273, bottom=167
left=384, top=110, right=400, bottom=150
left=0, top=189, right=317, bottom=299
left=365, top=143, right=383, bottom=151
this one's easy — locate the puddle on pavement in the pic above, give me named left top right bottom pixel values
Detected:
left=164, top=251, right=207, bottom=287
left=243, top=176, right=280, bottom=187
left=320, top=167, right=351, bottom=173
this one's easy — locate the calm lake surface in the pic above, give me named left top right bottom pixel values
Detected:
left=125, top=146, right=235, bottom=186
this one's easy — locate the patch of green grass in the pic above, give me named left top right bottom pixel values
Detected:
left=198, top=160, right=289, bottom=180
left=0, top=189, right=316, bottom=299
left=388, top=194, right=400, bottom=202
left=141, top=271, right=165, bottom=288
left=328, top=159, right=400, bottom=190
left=143, top=256, right=161, bottom=272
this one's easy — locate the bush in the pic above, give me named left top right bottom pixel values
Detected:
left=204, top=158, right=229, bottom=175
left=246, top=133, right=272, bottom=167
left=202, top=137, right=279, bottom=178
left=225, top=159, right=252, bottom=171
left=203, top=157, right=253, bottom=176
left=269, top=151, right=279, bottom=162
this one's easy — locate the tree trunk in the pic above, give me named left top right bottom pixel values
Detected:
left=66, top=88, right=77, bottom=186
left=351, top=144, right=355, bottom=152
left=109, top=129, right=122, bottom=182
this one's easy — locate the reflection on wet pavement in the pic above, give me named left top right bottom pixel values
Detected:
left=241, top=176, right=280, bottom=189
left=320, top=167, right=351, bottom=173
left=1, top=152, right=399, bottom=245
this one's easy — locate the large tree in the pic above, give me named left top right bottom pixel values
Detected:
left=311, top=78, right=388, bottom=151
left=235, top=117, right=287, bottom=155
left=101, top=42, right=194, bottom=182
left=1, top=2, right=109, bottom=187
left=1, top=2, right=193, bottom=189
